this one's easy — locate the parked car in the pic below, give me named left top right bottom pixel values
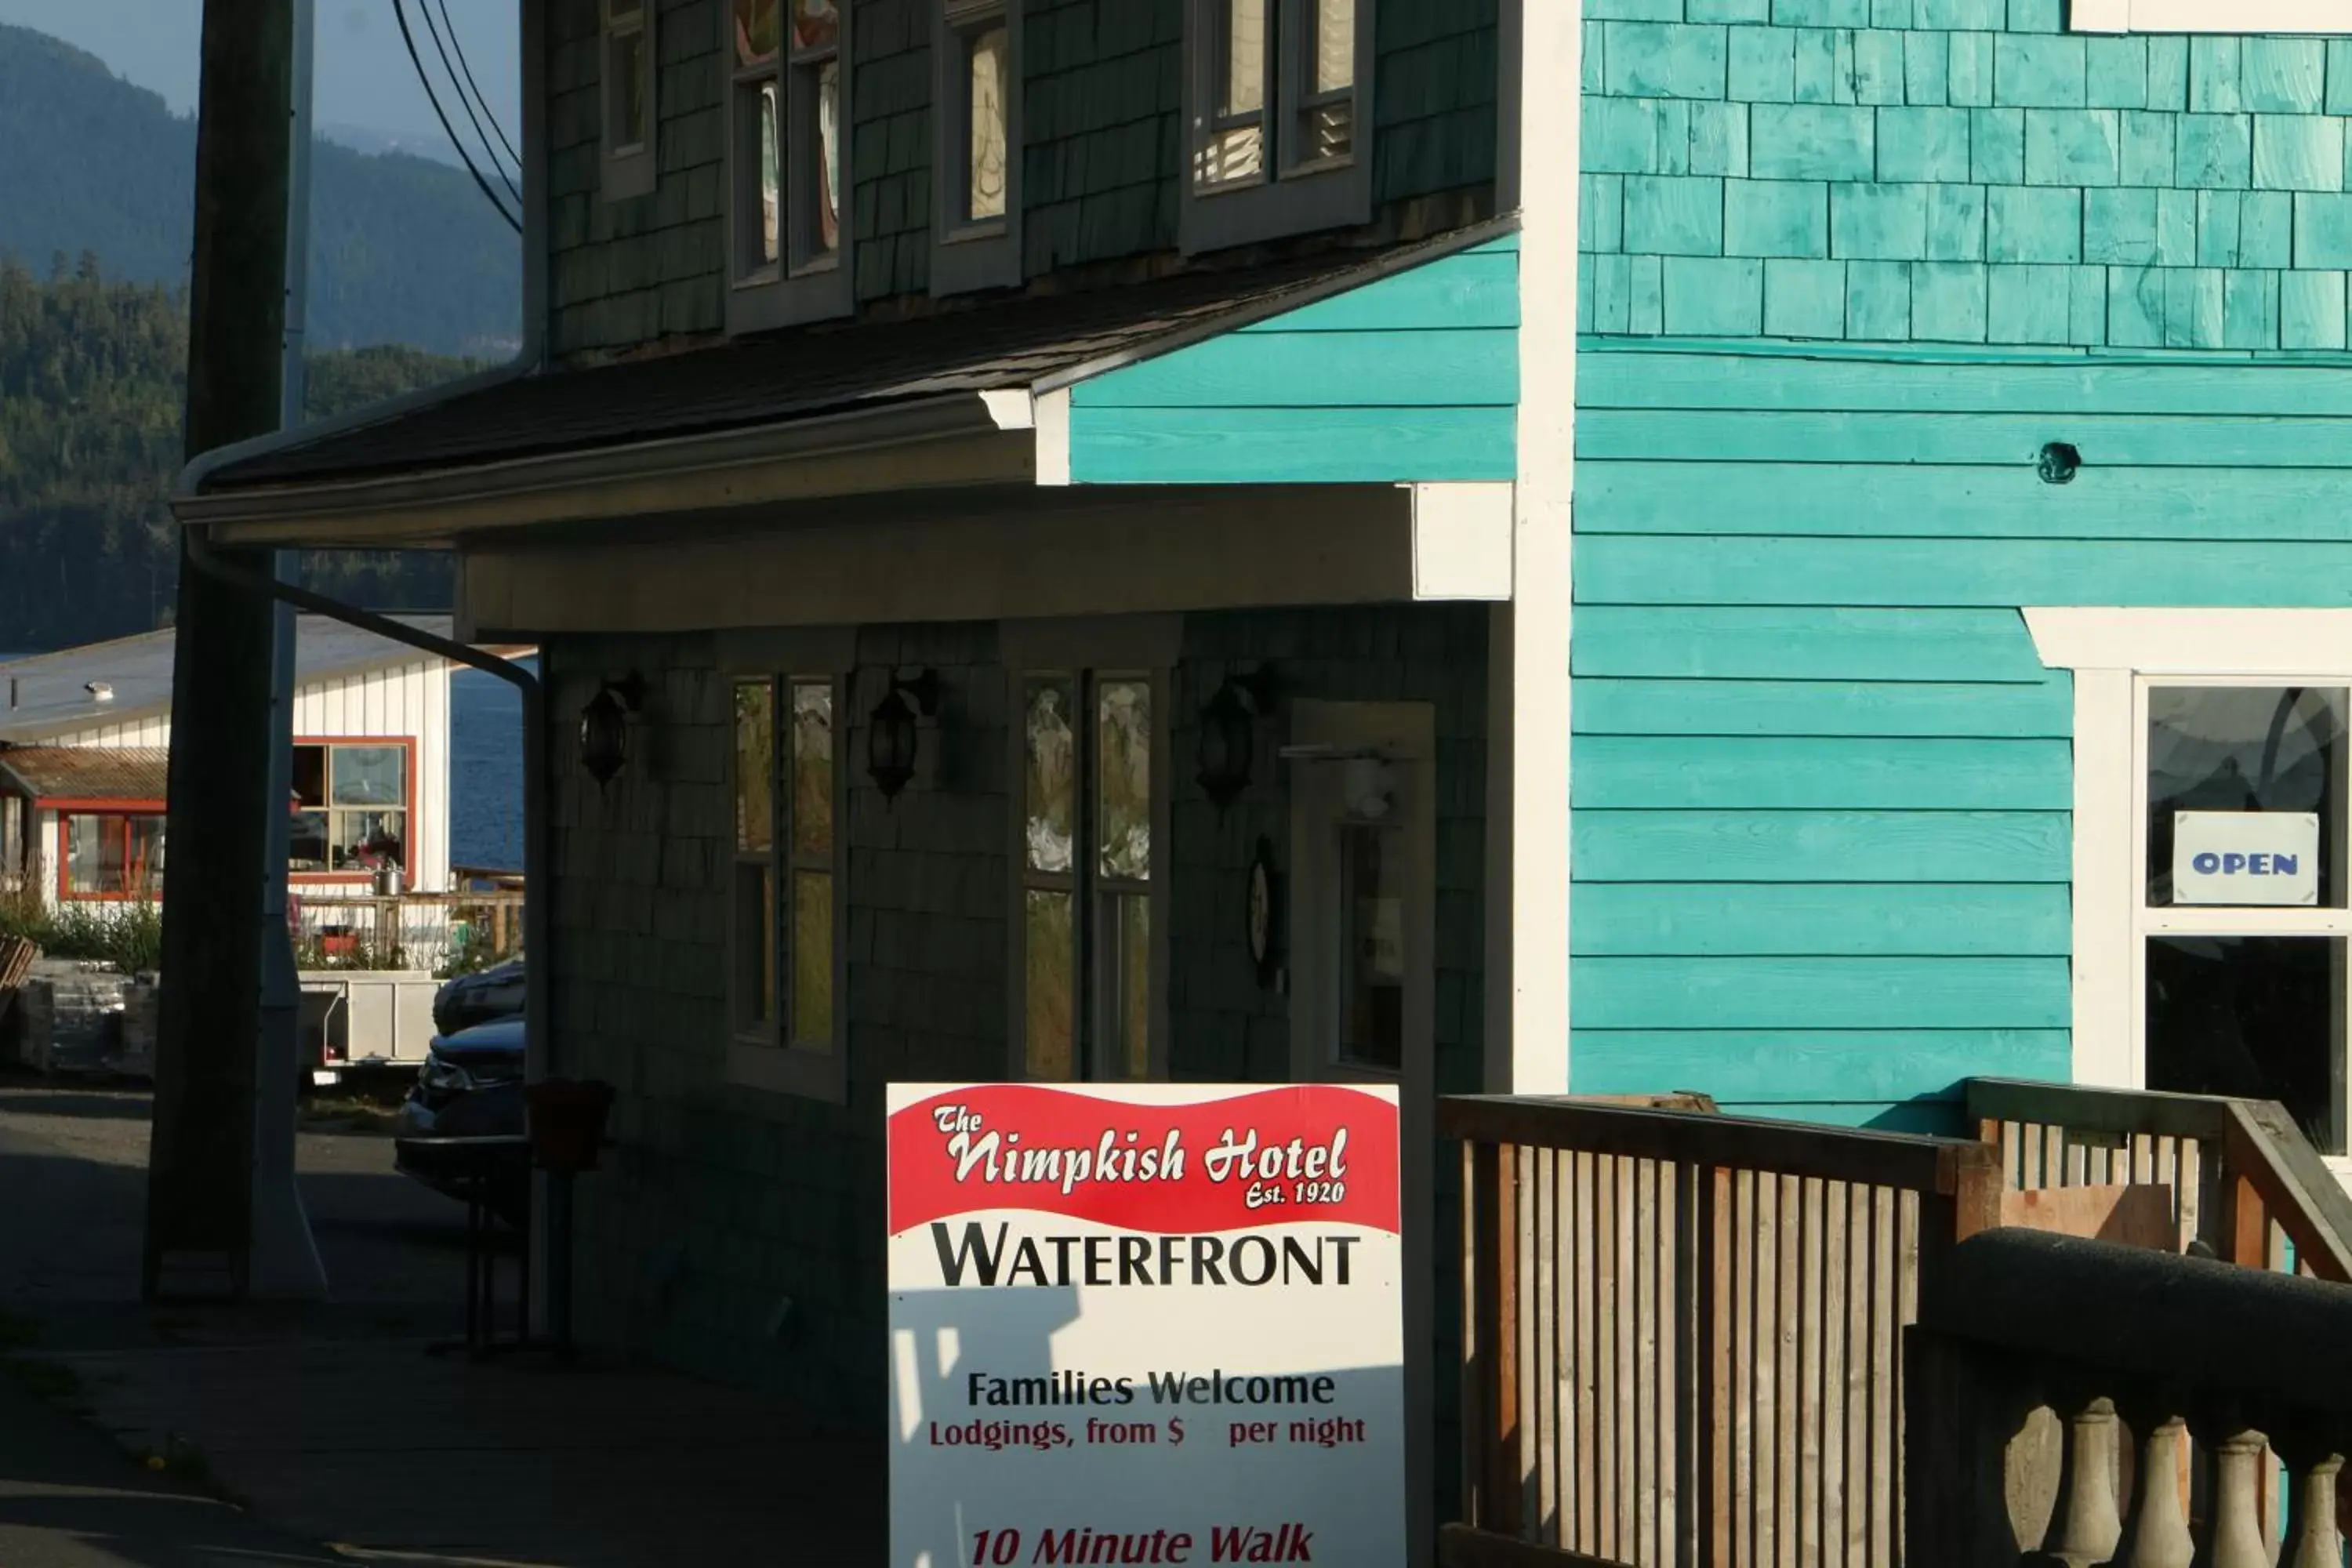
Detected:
left=393, top=1016, right=528, bottom=1227
left=431, top=953, right=523, bottom=1036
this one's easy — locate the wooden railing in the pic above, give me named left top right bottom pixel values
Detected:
left=1447, top=1080, right=2352, bottom=1568
left=288, top=888, right=525, bottom=972
left=1911, top=1226, right=2352, bottom=1566
left=1444, top=1094, right=2002, bottom=1568
left=1967, top=1077, right=2352, bottom=1279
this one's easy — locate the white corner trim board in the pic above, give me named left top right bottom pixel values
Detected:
left=1510, top=0, right=1577, bottom=1100
left=2070, top=0, right=2352, bottom=31
left=2024, top=607, right=2352, bottom=673
left=1408, top=483, right=1514, bottom=601
left=1030, top=387, right=1071, bottom=487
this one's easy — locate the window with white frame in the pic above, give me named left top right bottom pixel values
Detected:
left=1013, top=667, right=1166, bottom=1081
left=730, top=671, right=847, bottom=1098
left=2133, top=680, right=2350, bottom=1154
left=932, top=0, right=1022, bottom=295
left=2070, top=1, right=2352, bottom=31
left=1182, top=0, right=1371, bottom=255
left=2030, top=608, right=2352, bottom=1164
left=602, top=0, right=656, bottom=200
left=728, top=0, right=853, bottom=328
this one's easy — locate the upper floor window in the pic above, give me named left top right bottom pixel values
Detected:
left=729, top=0, right=854, bottom=329
left=601, top=0, right=656, bottom=201
left=1181, top=0, right=1371, bottom=254
left=932, top=0, right=1022, bottom=296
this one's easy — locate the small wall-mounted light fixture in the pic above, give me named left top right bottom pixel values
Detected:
left=868, top=668, right=942, bottom=801
left=1196, top=668, right=1275, bottom=810
left=578, top=673, right=644, bottom=786
left=2037, top=441, right=2082, bottom=485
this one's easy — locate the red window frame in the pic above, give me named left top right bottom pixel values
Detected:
left=53, top=803, right=168, bottom=903
left=288, top=737, right=417, bottom=884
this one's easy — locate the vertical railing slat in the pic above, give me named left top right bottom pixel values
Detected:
left=1774, top=1174, right=1801, bottom=1568
left=1734, top=1167, right=1755, bottom=1568
left=1534, top=1146, right=1558, bottom=1548
left=1577, top=1149, right=1599, bottom=1556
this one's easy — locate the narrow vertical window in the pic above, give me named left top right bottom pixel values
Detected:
left=933, top=0, right=1022, bottom=295
left=788, top=677, right=835, bottom=1048
left=1022, top=676, right=1079, bottom=1080
left=733, top=680, right=778, bottom=1034
left=602, top=0, right=657, bottom=199
left=1014, top=666, right=1163, bottom=1082
left=1299, top=0, right=1354, bottom=165
left=789, top=0, right=844, bottom=262
left=1198, top=0, right=1268, bottom=185
left=1096, top=679, right=1152, bottom=1080
left=733, top=0, right=784, bottom=270
left=730, top=0, right=854, bottom=323
left=732, top=672, right=843, bottom=1080
left=945, top=0, right=1011, bottom=225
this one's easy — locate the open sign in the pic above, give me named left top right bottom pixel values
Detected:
left=2173, top=811, right=2320, bottom=907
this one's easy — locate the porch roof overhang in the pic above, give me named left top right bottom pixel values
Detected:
left=0, top=747, right=171, bottom=808
left=172, top=216, right=1520, bottom=552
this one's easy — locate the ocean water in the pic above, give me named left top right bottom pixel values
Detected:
left=2, top=652, right=532, bottom=875
left=448, top=659, right=531, bottom=872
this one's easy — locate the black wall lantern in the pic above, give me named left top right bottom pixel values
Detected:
left=1196, top=668, right=1273, bottom=810
left=867, top=668, right=941, bottom=801
left=578, top=673, right=644, bottom=786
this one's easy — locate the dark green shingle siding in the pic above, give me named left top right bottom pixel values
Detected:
left=1023, top=0, right=1181, bottom=272
left=854, top=0, right=933, bottom=299
left=1374, top=0, right=1501, bottom=205
left=546, top=0, right=1497, bottom=354
left=549, top=0, right=726, bottom=359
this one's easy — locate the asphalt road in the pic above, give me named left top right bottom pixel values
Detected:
left=0, top=1073, right=472, bottom=1563
left=0, top=1374, right=344, bottom=1567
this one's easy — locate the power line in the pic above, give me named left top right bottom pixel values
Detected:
left=419, top=0, right=520, bottom=202
left=392, top=0, right=521, bottom=233
left=437, top=0, right=522, bottom=172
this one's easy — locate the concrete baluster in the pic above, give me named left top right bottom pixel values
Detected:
left=2046, top=1399, right=2125, bottom=1567
left=2282, top=1452, right=2344, bottom=1568
left=2205, top=1428, right=2272, bottom=1568
left=2119, top=1417, right=2195, bottom=1568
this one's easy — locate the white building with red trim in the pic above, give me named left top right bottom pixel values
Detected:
left=0, top=616, right=467, bottom=912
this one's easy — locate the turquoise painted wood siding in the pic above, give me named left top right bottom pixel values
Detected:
left=1578, top=4, right=2352, bottom=351
left=1570, top=343, right=2352, bottom=1125
left=1065, top=238, right=1519, bottom=482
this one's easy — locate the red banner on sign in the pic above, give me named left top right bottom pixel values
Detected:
left=887, top=1084, right=1399, bottom=1236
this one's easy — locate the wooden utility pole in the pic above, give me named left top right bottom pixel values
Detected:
left=143, top=0, right=295, bottom=1301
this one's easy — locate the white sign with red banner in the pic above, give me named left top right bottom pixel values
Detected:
left=887, top=1082, right=1405, bottom=1567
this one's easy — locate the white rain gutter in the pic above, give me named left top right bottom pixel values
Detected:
left=174, top=391, right=1040, bottom=544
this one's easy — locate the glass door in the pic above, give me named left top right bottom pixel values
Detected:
left=2133, top=680, right=2352, bottom=1154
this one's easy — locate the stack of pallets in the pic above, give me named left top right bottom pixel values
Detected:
left=0, top=935, right=35, bottom=1028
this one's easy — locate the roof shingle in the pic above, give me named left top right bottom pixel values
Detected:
left=201, top=221, right=1515, bottom=492
left=0, top=747, right=171, bottom=804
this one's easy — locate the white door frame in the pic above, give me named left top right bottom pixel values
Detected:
left=1286, top=698, right=1438, bottom=1566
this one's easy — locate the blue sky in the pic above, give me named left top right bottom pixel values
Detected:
left=0, top=0, right=521, bottom=157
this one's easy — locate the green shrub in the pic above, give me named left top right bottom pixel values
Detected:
left=0, top=887, right=162, bottom=972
